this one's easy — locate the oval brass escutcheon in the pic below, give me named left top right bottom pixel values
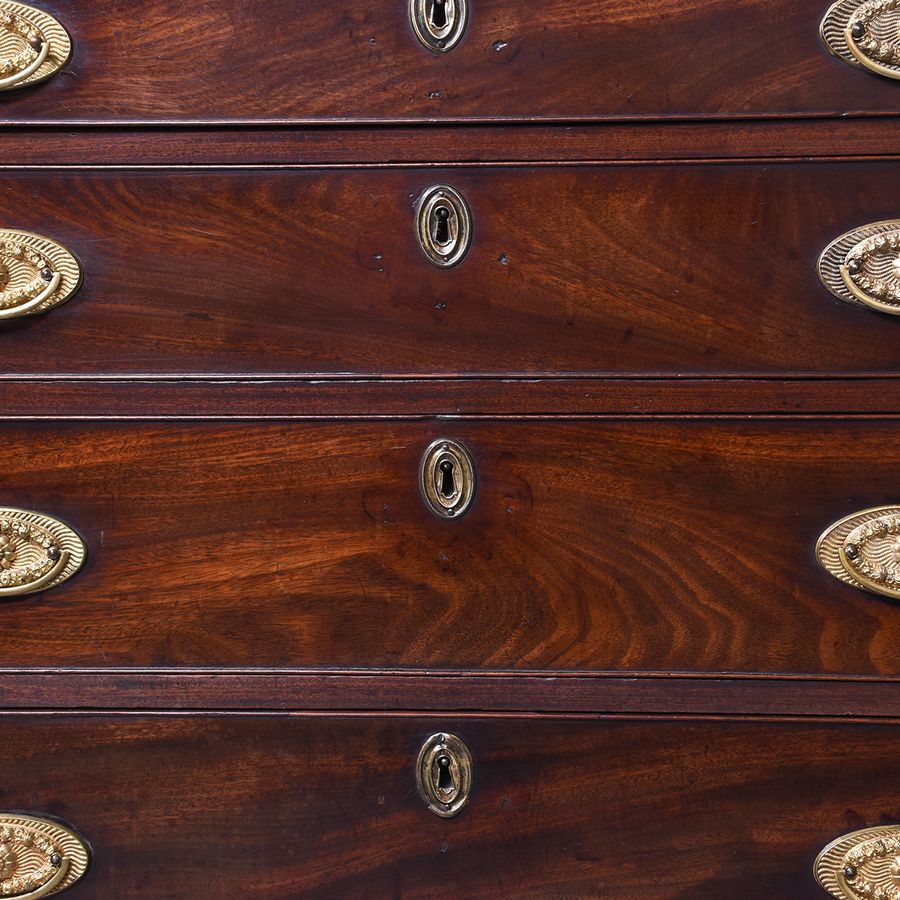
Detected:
left=0, top=2, right=72, bottom=92
left=409, top=0, right=468, bottom=52
left=0, top=813, right=90, bottom=898
left=818, top=220, right=900, bottom=315
left=0, top=508, right=86, bottom=599
left=416, top=733, right=472, bottom=818
left=415, top=185, right=472, bottom=268
left=420, top=439, right=476, bottom=519
left=817, top=506, right=900, bottom=600
left=815, top=825, right=900, bottom=899
left=0, top=230, right=82, bottom=320
left=821, top=0, right=900, bottom=79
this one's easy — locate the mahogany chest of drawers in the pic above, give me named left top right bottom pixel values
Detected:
left=1, top=1, right=900, bottom=897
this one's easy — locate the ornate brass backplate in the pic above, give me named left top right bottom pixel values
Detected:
left=0, top=231, right=82, bottom=320
left=415, top=185, right=472, bottom=268
left=0, top=509, right=86, bottom=599
left=0, top=2, right=71, bottom=92
left=816, top=826, right=900, bottom=899
left=0, top=814, right=90, bottom=898
left=415, top=733, right=472, bottom=818
left=818, top=221, right=900, bottom=316
left=817, top=506, right=900, bottom=600
left=420, top=439, right=476, bottom=519
left=821, top=0, right=900, bottom=79
left=409, top=0, right=468, bottom=52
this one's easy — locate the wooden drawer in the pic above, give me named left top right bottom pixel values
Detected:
left=3, top=418, right=900, bottom=674
left=1, top=0, right=898, bottom=123
left=0, top=713, right=897, bottom=898
left=3, top=162, right=900, bottom=377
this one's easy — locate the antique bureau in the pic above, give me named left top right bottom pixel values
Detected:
left=2, top=1, right=900, bottom=898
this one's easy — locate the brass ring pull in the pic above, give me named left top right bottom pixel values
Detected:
left=0, top=508, right=86, bottom=599
left=0, top=2, right=71, bottom=92
left=0, top=229, right=82, bottom=320
left=0, top=813, right=90, bottom=897
left=817, top=506, right=900, bottom=600
left=816, top=826, right=900, bottom=898
left=821, top=0, right=900, bottom=79
left=0, top=36, right=48, bottom=90
left=818, top=220, right=900, bottom=315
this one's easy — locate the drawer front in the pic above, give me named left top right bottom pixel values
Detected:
left=3, top=163, right=900, bottom=377
left=3, top=419, right=900, bottom=674
left=0, top=714, right=897, bottom=898
left=1, top=0, right=897, bottom=122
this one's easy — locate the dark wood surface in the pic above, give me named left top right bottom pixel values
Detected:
left=4, top=162, right=900, bottom=376
left=1, top=418, right=899, bottom=673
left=3, top=0, right=900, bottom=123
left=0, top=714, right=897, bottom=898
left=2, top=670, right=900, bottom=717
left=5, top=119, right=900, bottom=165
left=6, top=377, right=900, bottom=416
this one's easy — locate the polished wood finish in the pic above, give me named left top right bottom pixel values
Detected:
left=2, top=670, right=900, bottom=718
left=3, top=162, right=900, bottom=376
left=0, top=419, right=898, bottom=673
left=4, top=377, right=900, bottom=416
left=5, top=119, right=900, bottom=165
left=2, top=0, right=900, bottom=123
left=0, top=714, right=897, bottom=898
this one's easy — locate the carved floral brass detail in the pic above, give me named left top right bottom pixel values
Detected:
left=0, top=814, right=89, bottom=898
left=816, top=826, right=900, bottom=899
left=818, top=221, right=900, bottom=316
left=0, top=231, right=81, bottom=320
left=817, top=506, right=900, bottom=600
left=0, top=509, right=85, bottom=599
left=0, top=2, right=71, bottom=92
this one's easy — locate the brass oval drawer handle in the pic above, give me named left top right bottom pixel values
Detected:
left=821, top=0, right=900, bottom=79
left=817, top=506, right=900, bottom=599
left=818, top=220, right=900, bottom=315
left=816, top=826, right=900, bottom=898
left=409, top=0, right=468, bottom=52
left=0, top=508, right=86, bottom=598
left=416, top=733, right=472, bottom=818
left=0, top=230, right=82, bottom=320
left=0, top=813, right=90, bottom=897
left=0, top=2, right=71, bottom=92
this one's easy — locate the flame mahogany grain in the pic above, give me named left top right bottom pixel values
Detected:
left=0, top=714, right=896, bottom=898
left=2, top=163, right=900, bottom=376
left=1, top=0, right=898, bottom=123
left=0, top=418, right=897, bottom=674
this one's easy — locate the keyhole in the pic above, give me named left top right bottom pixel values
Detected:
left=439, top=459, right=456, bottom=498
left=431, top=0, right=448, bottom=29
left=437, top=755, right=454, bottom=794
left=433, top=206, right=451, bottom=246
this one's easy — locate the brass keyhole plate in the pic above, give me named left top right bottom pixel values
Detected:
left=409, top=0, right=468, bottom=52
left=415, top=185, right=472, bottom=268
left=415, top=733, right=473, bottom=818
left=420, top=439, right=476, bottom=519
